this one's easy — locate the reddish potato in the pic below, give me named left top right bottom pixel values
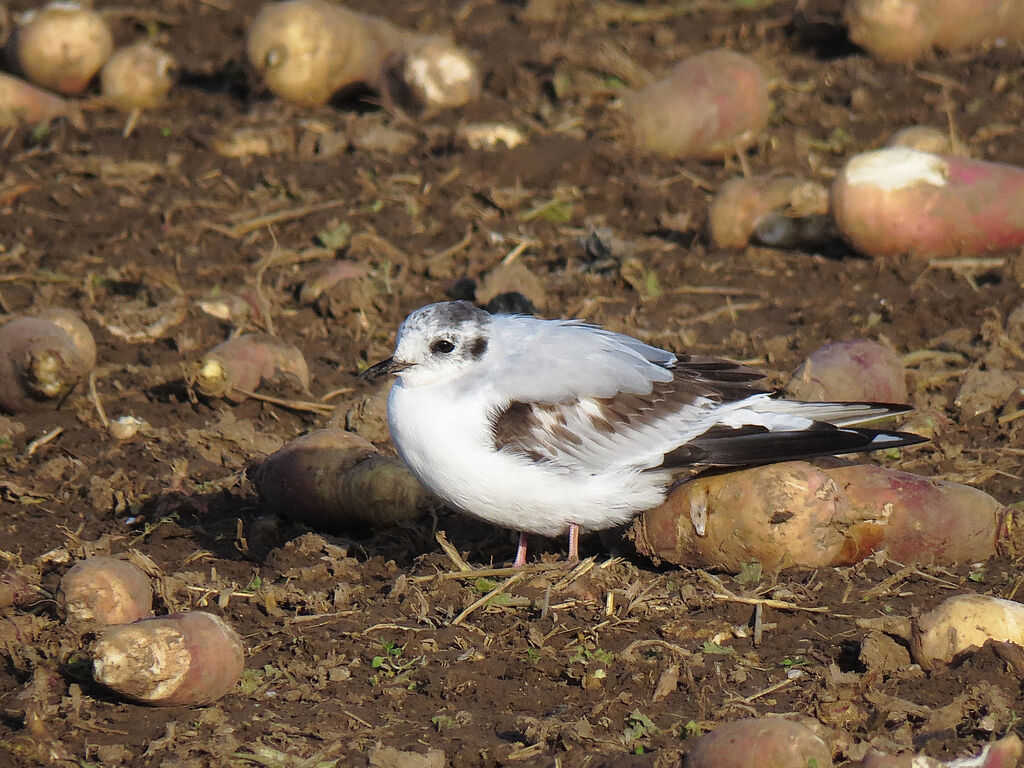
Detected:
left=92, top=611, right=244, bottom=706
left=8, top=2, right=113, bottom=95
left=100, top=43, right=177, bottom=111
left=0, top=72, right=81, bottom=127
left=632, top=462, right=1016, bottom=572
left=786, top=339, right=908, bottom=403
left=0, top=310, right=96, bottom=414
left=247, top=0, right=480, bottom=110
left=617, top=49, right=769, bottom=160
left=685, top=717, right=833, bottom=768
left=256, top=428, right=432, bottom=529
left=195, top=333, right=310, bottom=402
left=832, top=148, right=1024, bottom=259
left=846, top=0, right=1024, bottom=64
left=59, top=557, right=153, bottom=626
left=708, top=176, right=830, bottom=250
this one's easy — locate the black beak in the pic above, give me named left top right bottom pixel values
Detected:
left=359, top=357, right=412, bottom=380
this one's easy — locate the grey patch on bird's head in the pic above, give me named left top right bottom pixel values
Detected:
left=468, top=336, right=488, bottom=359
left=388, top=301, right=493, bottom=387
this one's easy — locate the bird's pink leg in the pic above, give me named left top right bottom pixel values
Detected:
left=567, top=523, right=580, bottom=562
left=514, top=531, right=529, bottom=567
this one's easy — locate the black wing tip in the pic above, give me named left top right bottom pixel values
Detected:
left=655, top=426, right=927, bottom=470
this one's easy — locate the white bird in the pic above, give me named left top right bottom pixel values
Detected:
left=362, top=301, right=924, bottom=565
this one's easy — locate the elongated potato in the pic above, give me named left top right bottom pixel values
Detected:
left=846, top=0, right=1024, bottom=63
left=0, top=72, right=80, bottom=128
left=59, top=557, right=153, bottom=626
left=92, top=611, right=244, bottom=706
left=617, top=49, right=770, bottom=160
left=247, top=0, right=480, bottom=110
left=256, top=428, right=432, bottom=529
left=832, top=148, right=1024, bottom=259
left=632, top=462, right=1017, bottom=572
left=685, top=717, right=833, bottom=768
left=786, top=339, right=907, bottom=403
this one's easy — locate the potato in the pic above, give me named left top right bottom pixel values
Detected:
left=59, top=557, right=153, bottom=626
left=862, top=733, right=1023, bottom=768
left=632, top=462, right=1016, bottom=572
left=886, top=126, right=957, bottom=156
left=100, top=43, right=177, bottom=111
left=8, top=2, right=113, bottom=95
left=0, top=310, right=96, bottom=414
left=708, top=176, right=830, bottom=250
left=786, top=339, right=908, bottom=403
left=255, top=428, right=432, bottom=529
left=832, top=147, right=1024, bottom=259
left=92, top=611, right=244, bottom=706
left=0, top=567, right=38, bottom=609
left=911, top=594, right=1024, bottom=670
left=0, top=72, right=81, bottom=127
left=247, top=0, right=480, bottom=110
left=846, top=0, right=1024, bottom=64
left=617, top=49, right=770, bottom=160
left=195, top=333, right=310, bottom=403
left=685, top=717, right=833, bottom=768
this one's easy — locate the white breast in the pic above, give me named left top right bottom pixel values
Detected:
left=386, top=381, right=668, bottom=537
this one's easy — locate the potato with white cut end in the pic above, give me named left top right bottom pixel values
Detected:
left=911, top=594, right=1024, bottom=670
left=832, top=147, right=1024, bottom=259
left=92, top=611, right=244, bottom=706
left=8, top=2, right=113, bottom=94
left=59, top=557, right=153, bottom=626
left=617, top=49, right=770, bottom=160
left=247, top=0, right=481, bottom=110
left=100, top=43, right=177, bottom=111
left=195, top=333, right=310, bottom=403
left=0, top=309, right=96, bottom=414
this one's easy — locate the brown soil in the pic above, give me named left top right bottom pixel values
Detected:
left=1, top=1, right=1023, bottom=766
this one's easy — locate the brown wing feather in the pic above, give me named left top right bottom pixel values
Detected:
left=491, top=355, right=767, bottom=461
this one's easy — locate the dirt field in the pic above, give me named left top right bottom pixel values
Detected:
left=1, top=0, right=1024, bottom=766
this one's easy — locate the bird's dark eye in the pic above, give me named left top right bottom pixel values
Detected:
left=430, top=339, right=456, bottom=354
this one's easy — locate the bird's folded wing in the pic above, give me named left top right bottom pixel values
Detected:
left=489, top=359, right=770, bottom=471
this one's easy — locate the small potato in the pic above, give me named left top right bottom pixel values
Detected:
left=9, top=2, right=113, bottom=94
left=0, top=72, right=81, bottom=127
left=786, top=339, right=908, bottom=403
left=0, top=311, right=96, bottom=414
left=100, top=43, right=177, bottom=111
left=396, top=36, right=481, bottom=110
left=708, top=175, right=830, bottom=250
left=92, top=611, right=244, bottom=706
left=256, top=428, right=432, bottom=529
left=832, top=147, right=1024, bottom=259
left=886, top=126, right=958, bottom=156
left=195, top=333, right=310, bottom=402
left=912, top=594, right=1024, bottom=670
left=59, top=556, right=153, bottom=626
left=685, top=717, right=833, bottom=768
left=618, top=49, right=770, bottom=160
